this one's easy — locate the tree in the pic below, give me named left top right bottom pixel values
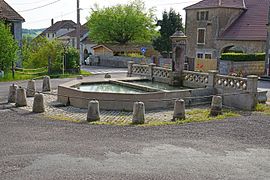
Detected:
left=152, top=9, right=184, bottom=56
left=22, top=37, right=79, bottom=73
left=87, top=0, right=157, bottom=44
left=0, top=21, right=18, bottom=71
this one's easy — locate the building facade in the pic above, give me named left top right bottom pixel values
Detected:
left=185, top=0, right=269, bottom=61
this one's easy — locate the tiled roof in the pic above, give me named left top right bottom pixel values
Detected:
left=39, top=20, right=76, bottom=36
left=219, top=0, right=270, bottom=41
left=60, top=23, right=88, bottom=38
left=185, top=0, right=246, bottom=10
left=0, top=0, right=25, bottom=21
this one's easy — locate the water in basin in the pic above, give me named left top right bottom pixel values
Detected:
left=78, top=83, right=147, bottom=94
left=127, top=80, right=186, bottom=90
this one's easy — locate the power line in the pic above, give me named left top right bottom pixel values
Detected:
left=27, top=10, right=76, bottom=24
left=11, top=0, right=46, bottom=6
left=18, top=0, right=62, bottom=13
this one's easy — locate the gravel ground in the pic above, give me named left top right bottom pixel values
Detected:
left=0, top=109, right=270, bottom=180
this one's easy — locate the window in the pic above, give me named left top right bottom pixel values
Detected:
left=197, top=28, right=206, bottom=44
left=197, top=53, right=204, bottom=59
left=197, top=11, right=209, bottom=21
left=205, top=53, right=212, bottom=59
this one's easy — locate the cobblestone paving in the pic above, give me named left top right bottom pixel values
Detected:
left=18, top=90, right=178, bottom=123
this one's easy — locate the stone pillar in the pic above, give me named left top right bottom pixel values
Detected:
left=8, top=84, right=18, bottom=103
left=15, top=87, right=27, bottom=107
left=210, top=96, right=222, bottom=116
left=172, top=99, right=185, bottom=121
left=148, top=63, right=156, bottom=80
left=132, top=102, right=145, bottom=124
left=87, top=100, right=100, bottom=122
left=26, top=80, right=36, bottom=97
left=207, top=70, right=218, bottom=88
left=247, top=75, right=258, bottom=110
left=247, top=75, right=258, bottom=94
left=127, top=61, right=135, bottom=77
left=32, top=93, right=45, bottom=113
left=42, top=76, right=51, bottom=92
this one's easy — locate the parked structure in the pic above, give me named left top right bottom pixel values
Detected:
left=185, top=0, right=269, bottom=63
left=0, top=0, right=24, bottom=48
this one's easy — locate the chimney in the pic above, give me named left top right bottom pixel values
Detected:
left=51, top=19, right=54, bottom=26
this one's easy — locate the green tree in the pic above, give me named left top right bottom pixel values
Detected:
left=87, top=0, right=157, bottom=44
left=0, top=21, right=18, bottom=71
left=152, top=9, right=184, bottom=56
left=22, top=37, right=79, bottom=73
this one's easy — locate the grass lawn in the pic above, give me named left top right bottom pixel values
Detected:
left=0, top=69, right=92, bottom=82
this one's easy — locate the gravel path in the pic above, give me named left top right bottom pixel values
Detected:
left=0, top=109, right=269, bottom=179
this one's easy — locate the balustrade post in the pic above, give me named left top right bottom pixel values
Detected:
left=207, top=70, right=218, bottom=88
left=148, top=63, right=156, bottom=79
left=247, top=75, right=258, bottom=94
left=127, top=61, right=135, bottom=77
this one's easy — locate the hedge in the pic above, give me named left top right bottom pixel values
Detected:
left=221, top=53, right=265, bottom=61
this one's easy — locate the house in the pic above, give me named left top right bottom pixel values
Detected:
left=92, top=44, right=159, bottom=57
left=39, top=19, right=76, bottom=40
left=0, top=0, right=25, bottom=47
left=184, top=0, right=269, bottom=61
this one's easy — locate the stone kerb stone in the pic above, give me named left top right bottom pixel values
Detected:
left=172, top=99, right=185, bottom=121
left=77, top=75, right=83, bottom=80
left=210, top=96, right=222, bottom=116
left=26, top=80, right=36, bottom=97
left=132, top=102, right=145, bottom=124
left=104, top=73, right=111, bottom=78
left=32, top=93, right=45, bottom=113
left=15, top=87, right=27, bottom=107
left=87, top=100, right=100, bottom=122
left=42, top=76, right=51, bottom=92
left=8, top=84, right=18, bottom=103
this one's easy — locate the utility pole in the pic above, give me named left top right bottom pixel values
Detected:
left=76, top=0, right=81, bottom=69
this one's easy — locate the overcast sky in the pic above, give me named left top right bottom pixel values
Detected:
left=7, top=0, right=200, bottom=29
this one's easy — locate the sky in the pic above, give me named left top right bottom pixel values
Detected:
left=7, top=0, right=201, bottom=29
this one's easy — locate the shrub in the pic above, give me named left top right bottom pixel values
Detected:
left=221, top=53, right=265, bottom=61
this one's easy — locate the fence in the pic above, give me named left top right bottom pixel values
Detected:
left=127, top=62, right=260, bottom=110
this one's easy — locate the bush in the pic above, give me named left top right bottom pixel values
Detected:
left=221, top=53, right=265, bottom=61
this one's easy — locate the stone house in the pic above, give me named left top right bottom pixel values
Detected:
left=39, top=19, right=76, bottom=40
left=185, top=0, right=269, bottom=61
left=0, top=0, right=25, bottom=47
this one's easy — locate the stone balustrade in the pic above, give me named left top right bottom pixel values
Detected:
left=182, top=70, right=209, bottom=88
left=215, top=74, right=248, bottom=91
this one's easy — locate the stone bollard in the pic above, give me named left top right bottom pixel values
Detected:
left=104, top=73, right=111, bottom=78
left=42, top=76, right=51, bottom=92
left=8, top=84, right=18, bottom=103
left=15, top=87, right=27, bottom=107
left=26, top=80, right=36, bottom=97
left=87, top=100, right=100, bottom=122
left=172, top=99, right=185, bottom=121
left=77, top=75, right=83, bottom=80
left=132, top=102, right=145, bottom=124
left=32, top=93, right=45, bottom=113
left=210, top=96, right=222, bottom=116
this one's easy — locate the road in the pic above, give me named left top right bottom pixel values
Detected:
left=0, top=109, right=270, bottom=180
left=0, top=66, right=270, bottom=179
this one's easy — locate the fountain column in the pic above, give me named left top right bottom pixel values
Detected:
left=170, top=30, right=187, bottom=86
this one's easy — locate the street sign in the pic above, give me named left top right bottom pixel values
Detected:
left=141, top=47, right=147, bottom=55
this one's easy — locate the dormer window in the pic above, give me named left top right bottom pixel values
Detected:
left=197, top=11, right=209, bottom=21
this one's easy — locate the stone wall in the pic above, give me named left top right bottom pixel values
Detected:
left=219, top=60, right=265, bottom=76
left=89, top=55, right=172, bottom=68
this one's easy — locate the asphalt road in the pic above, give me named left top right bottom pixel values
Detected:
left=0, top=109, right=270, bottom=180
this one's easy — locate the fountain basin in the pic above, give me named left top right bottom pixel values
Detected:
left=58, top=77, right=213, bottom=111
